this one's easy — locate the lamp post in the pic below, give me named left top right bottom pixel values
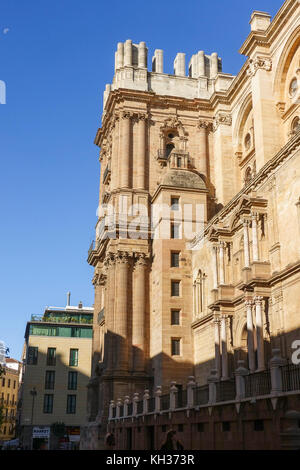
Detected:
left=30, top=387, right=37, bottom=450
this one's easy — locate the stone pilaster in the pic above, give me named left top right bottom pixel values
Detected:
left=120, top=111, right=131, bottom=188
left=115, top=251, right=131, bottom=371
left=219, top=241, right=225, bottom=285
left=214, top=314, right=221, bottom=378
left=137, top=114, right=147, bottom=190
left=220, top=315, right=229, bottom=380
left=197, top=120, right=209, bottom=177
left=243, top=219, right=250, bottom=268
left=251, top=212, right=259, bottom=262
left=212, top=244, right=218, bottom=289
left=254, top=296, right=265, bottom=371
left=132, top=253, right=148, bottom=372
left=245, top=299, right=256, bottom=373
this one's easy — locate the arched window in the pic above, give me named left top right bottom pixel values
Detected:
left=244, top=166, right=252, bottom=185
left=166, top=143, right=174, bottom=158
left=291, top=116, right=300, bottom=135
left=244, top=133, right=251, bottom=151
left=289, top=78, right=298, bottom=99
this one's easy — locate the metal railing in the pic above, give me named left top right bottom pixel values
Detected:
left=148, top=397, right=155, bottom=413
left=216, top=378, right=236, bottom=402
left=137, top=400, right=143, bottom=415
left=281, top=362, right=300, bottom=392
left=194, top=385, right=209, bottom=406
left=30, top=314, right=93, bottom=325
left=245, top=369, right=271, bottom=397
left=160, top=394, right=170, bottom=411
left=174, top=389, right=187, bottom=408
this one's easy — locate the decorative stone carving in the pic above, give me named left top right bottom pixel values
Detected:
left=213, top=112, right=232, bottom=131
left=247, top=57, right=272, bottom=77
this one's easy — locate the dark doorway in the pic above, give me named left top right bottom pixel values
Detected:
left=126, top=428, right=132, bottom=450
left=146, top=426, right=154, bottom=450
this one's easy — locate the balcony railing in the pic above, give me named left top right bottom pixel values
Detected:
left=216, top=378, right=236, bottom=402
left=244, top=369, right=271, bottom=398
left=108, top=352, right=300, bottom=422
left=194, top=385, right=209, bottom=406
left=281, top=362, right=300, bottom=392
left=30, top=314, right=93, bottom=325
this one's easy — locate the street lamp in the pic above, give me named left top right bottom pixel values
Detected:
left=30, top=387, right=37, bottom=449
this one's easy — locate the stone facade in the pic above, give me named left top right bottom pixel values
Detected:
left=82, top=0, right=300, bottom=450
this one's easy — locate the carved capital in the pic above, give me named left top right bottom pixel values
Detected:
left=213, top=112, right=232, bottom=131
left=197, top=120, right=213, bottom=131
left=253, top=295, right=264, bottom=306
left=134, top=252, right=149, bottom=268
left=121, top=110, right=133, bottom=120
left=116, top=251, right=132, bottom=264
left=247, top=56, right=272, bottom=77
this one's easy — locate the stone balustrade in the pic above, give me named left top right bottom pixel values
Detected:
left=108, top=349, right=300, bottom=421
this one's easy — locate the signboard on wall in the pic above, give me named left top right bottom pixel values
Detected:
left=32, top=427, right=50, bottom=438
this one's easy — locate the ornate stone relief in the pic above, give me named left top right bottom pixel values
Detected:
left=246, top=57, right=272, bottom=77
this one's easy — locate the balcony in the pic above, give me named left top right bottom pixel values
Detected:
left=30, top=314, right=93, bottom=325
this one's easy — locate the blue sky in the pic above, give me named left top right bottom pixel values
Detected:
left=0, top=0, right=283, bottom=360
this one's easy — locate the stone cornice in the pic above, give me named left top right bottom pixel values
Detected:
left=190, top=131, right=300, bottom=248
left=239, top=0, right=298, bottom=57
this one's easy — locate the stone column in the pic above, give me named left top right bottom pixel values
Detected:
left=254, top=296, right=265, bottom=371
left=132, top=253, right=147, bottom=372
left=214, top=314, right=221, bottom=378
left=251, top=212, right=259, bottom=262
left=106, top=255, right=116, bottom=371
left=235, top=360, right=248, bottom=401
left=212, top=244, right=218, bottom=289
left=245, top=300, right=256, bottom=373
left=198, top=121, right=208, bottom=176
left=115, top=252, right=130, bottom=371
left=220, top=315, right=229, bottom=380
left=243, top=219, right=250, bottom=268
left=143, top=389, right=150, bottom=414
left=207, top=369, right=218, bottom=404
left=137, top=114, right=147, bottom=190
left=155, top=386, right=162, bottom=413
left=219, top=241, right=225, bottom=285
left=187, top=376, right=196, bottom=408
left=111, top=115, right=119, bottom=191
left=120, top=112, right=131, bottom=188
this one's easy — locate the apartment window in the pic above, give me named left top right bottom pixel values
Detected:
left=43, top=394, right=53, bottom=414
left=69, top=349, right=78, bottom=367
left=171, top=223, right=180, bottom=239
left=7, top=394, right=10, bottom=403
left=171, top=197, right=180, bottom=211
left=46, top=348, right=56, bottom=366
left=222, top=422, right=231, bottom=432
left=171, top=338, right=181, bottom=356
left=171, top=310, right=180, bottom=325
left=13, top=381, right=16, bottom=389
left=66, top=395, right=76, bottom=414
left=254, top=420, right=264, bottom=431
left=171, top=251, right=180, bottom=267
left=12, top=395, right=15, bottom=405
left=68, top=371, right=78, bottom=390
left=27, top=346, right=38, bottom=365
left=2, top=378, right=5, bottom=387
left=45, top=371, right=55, bottom=390
left=197, top=423, right=204, bottom=432
left=3, top=426, right=6, bottom=435
left=7, top=379, right=10, bottom=388
left=171, top=280, right=180, bottom=297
